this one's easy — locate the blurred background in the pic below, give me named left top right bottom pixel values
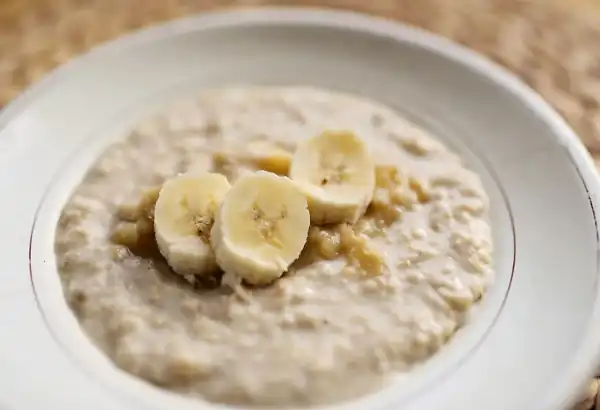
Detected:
left=2, top=0, right=600, bottom=408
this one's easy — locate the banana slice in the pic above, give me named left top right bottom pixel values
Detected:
left=289, top=130, right=376, bottom=225
left=213, top=140, right=293, bottom=177
left=245, top=140, right=293, bottom=175
left=211, top=170, right=310, bottom=285
left=154, top=172, right=231, bottom=280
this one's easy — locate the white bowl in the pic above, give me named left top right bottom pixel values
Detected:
left=1, top=8, right=599, bottom=410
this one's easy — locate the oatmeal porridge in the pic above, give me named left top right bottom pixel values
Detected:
left=55, top=87, right=493, bottom=407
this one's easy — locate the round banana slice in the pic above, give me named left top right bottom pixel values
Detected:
left=245, top=140, right=293, bottom=176
left=211, top=170, right=310, bottom=286
left=212, top=140, right=292, bottom=177
left=289, top=130, right=376, bottom=225
left=154, top=172, right=231, bottom=280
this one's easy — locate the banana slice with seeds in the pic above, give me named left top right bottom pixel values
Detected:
left=289, top=130, right=376, bottom=225
left=211, top=170, right=310, bottom=285
left=154, top=172, right=231, bottom=280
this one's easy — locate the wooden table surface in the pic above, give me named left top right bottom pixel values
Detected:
left=2, top=0, right=600, bottom=408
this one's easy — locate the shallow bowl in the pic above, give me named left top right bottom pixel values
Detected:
left=0, top=8, right=599, bottom=410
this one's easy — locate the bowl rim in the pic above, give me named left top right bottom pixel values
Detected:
left=2, top=7, right=599, bottom=410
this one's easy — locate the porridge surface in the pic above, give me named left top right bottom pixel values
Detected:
left=55, top=86, right=493, bottom=406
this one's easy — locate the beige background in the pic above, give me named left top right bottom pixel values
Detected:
left=2, top=0, right=600, bottom=408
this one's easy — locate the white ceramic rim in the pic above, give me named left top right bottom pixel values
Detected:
left=1, top=7, right=600, bottom=410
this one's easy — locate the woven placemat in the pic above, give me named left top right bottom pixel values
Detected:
left=3, top=0, right=600, bottom=408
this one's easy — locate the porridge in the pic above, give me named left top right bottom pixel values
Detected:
left=55, top=87, right=493, bottom=407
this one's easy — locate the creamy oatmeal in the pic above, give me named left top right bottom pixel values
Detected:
left=55, top=87, right=493, bottom=407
